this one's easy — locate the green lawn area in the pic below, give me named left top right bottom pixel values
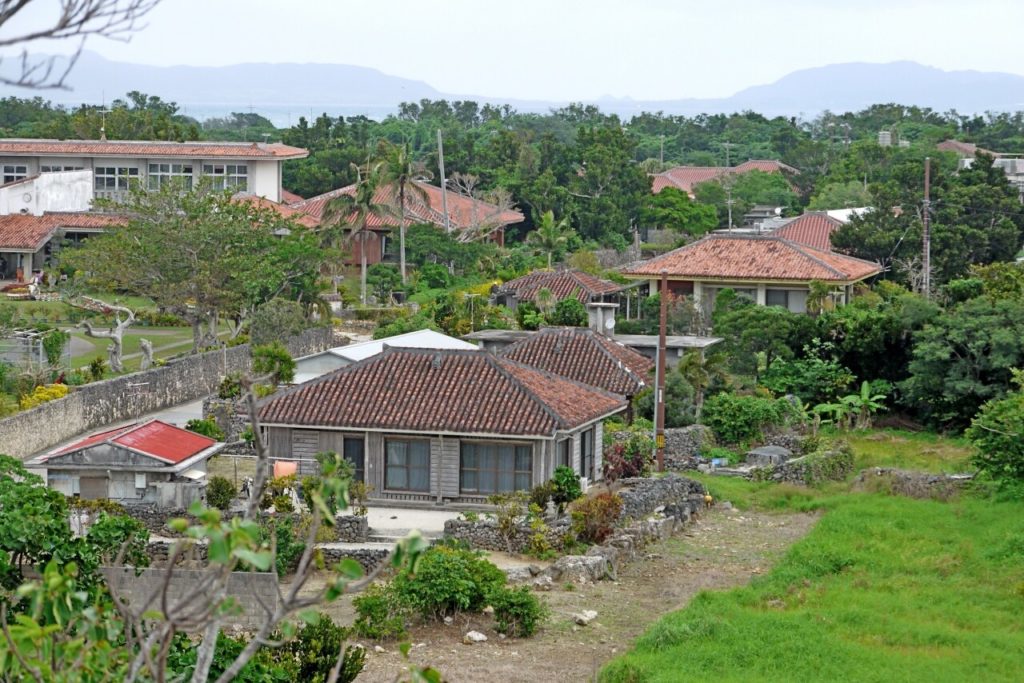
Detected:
left=601, top=432, right=1022, bottom=682
left=601, top=491, right=1024, bottom=682
left=69, top=327, right=199, bottom=371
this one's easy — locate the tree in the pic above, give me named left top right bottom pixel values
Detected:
left=249, top=299, right=311, bottom=346
left=713, top=297, right=806, bottom=380
left=548, top=296, right=587, bottom=326
left=377, top=141, right=429, bottom=284
left=640, top=186, right=718, bottom=237
left=966, top=369, right=1024, bottom=484
left=322, top=162, right=389, bottom=306
left=62, top=185, right=323, bottom=352
left=807, top=180, right=872, bottom=210
left=0, top=1, right=160, bottom=90
left=252, top=341, right=296, bottom=386
left=366, top=263, right=402, bottom=303
left=901, top=296, right=1024, bottom=429
left=525, top=210, right=575, bottom=268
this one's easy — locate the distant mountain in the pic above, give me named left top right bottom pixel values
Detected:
left=4, top=53, right=1024, bottom=124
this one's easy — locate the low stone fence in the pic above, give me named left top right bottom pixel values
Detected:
left=749, top=444, right=854, bottom=485
left=101, top=566, right=279, bottom=631
left=0, top=327, right=332, bottom=460
left=617, top=474, right=707, bottom=521
left=663, top=425, right=714, bottom=470
left=336, top=515, right=369, bottom=542
left=128, top=506, right=368, bottom=543
left=444, top=517, right=572, bottom=554
left=853, top=468, right=973, bottom=501
left=320, top=546, right=391, bottom=573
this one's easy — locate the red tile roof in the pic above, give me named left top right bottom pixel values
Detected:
left=496, top=269, right=623, bottom=304
left=231, top=194, right=320, bottom=228
left=499, top=327, right=653, bottom=396
left=292, top=179, right=524, bottom=231
left=622, top=234, right=881, bottom=283
left=258, top=348, right=626, bottom=437
left=771, top=212, right=843, bottom=251
left=280, top=189, right=305, bottom=204
left=0, top=212, right=125, bottom=249
left=0, top=139, right=308, bottom=160
left=46, top=420, right=217, bottom=465
left=652, top=160, right=798, bottom=196
left=936, top=139, right=1002, bottom=157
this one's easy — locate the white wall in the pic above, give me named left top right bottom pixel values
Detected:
left=249, top=160, right=280, bottom=201
left=0, top=171, right=93, bottom=215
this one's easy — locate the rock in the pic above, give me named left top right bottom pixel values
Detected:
left=721, top=501, right=733, bottom=510
left=546, top=555, right=609, bottom=583
left=585, top=545, right=620, bottom=579
left=483, top=605, right=495, bottom=615
left=443, top=616, right=454, bottom=625
left=463, top=630, right=488, bottom=644
left=532, top=575, right=554, bottom=591
left=504, top=566, right=533, bottom=583
left=528, top=564, right=542, bottom=576
left=374, top=645, right=386, bottom=654
left=573, top=610, right=598, bottom=626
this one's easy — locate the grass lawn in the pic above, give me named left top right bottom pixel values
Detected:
left=600, top=491, right=1024, bottom=682
left=69, top=327, right=198, bottom=371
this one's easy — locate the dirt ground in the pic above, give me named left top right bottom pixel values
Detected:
left=340, top=506, right=818, bottom=682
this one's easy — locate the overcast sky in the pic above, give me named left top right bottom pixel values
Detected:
left=15, top=0, right=1024, bottom=101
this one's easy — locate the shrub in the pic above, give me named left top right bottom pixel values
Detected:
left=264, top=516, right=305, bottom=576
left=702, top=393, right=796, bottom=446
left=393, top=545, right=507, bottom=619
left=353, top=583, right=409, bottom=640
left=269, top=615, right=365, bottom=683
left=966, top=372, right=1024, bottom=484
left=42, top=329, right=69, bottom=367
left=548, top=297, right=588, bottom=326
left=252, top=341, right=296, bottom=385
left=570, top=492, right=623, bottom=544
left=18, top=383, right=69, bottom=409
left=705, top=446, right=742, bottom=466
left=530, top=481, right=557, bottom=509
left=551, top=465, right=583, bottom=508
left=489, top=585, right=548, bottom=638
left=250, top=298, right=310, bottom=345
left=217, top=372, right=243, bottom=399
left=488, top=491, right=528, bottom=553
left=603, top=429, right=654, bottom=483
left=206, top=476, right=236, bottom=511
left=87, top=357, right=106, bottom=382
left=185, top=418, right=225, bottom=441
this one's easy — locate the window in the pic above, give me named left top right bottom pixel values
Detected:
left=580, top=428, right=595, bottom=480
left=202, top=163, right=248, bottom=190
left=460, top=442, right=532, bottom=494
left=385, top=439, right=430, bottom=492
left=558, top=438, right=571, bottom=469
left=95, top=166, right=139, bottom=191
left=3, top=164, right=27, bottom=184
left=147, top=162, right=194, bottom=190
left=344, top=437, right=365, bottom=482
left=766, top=289, right=790, bottom=308
left=41, top=164, right=84, bottom=173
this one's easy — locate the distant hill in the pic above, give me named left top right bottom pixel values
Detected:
left=4, top=53, right=1024, bottom=123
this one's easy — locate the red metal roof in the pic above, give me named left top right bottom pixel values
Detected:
left=292, top=179, right=524, bottom=231
left=0, top=139, right=308, bottom=160
left=772, top=212, right=843, bottom=251
left=46, top=420, right=217, bottom=465
left=497, top=269, right=623, bottom=304
left=259, top=348, right=625, bottom=436
left=0, top=212, right=125, bottom=250
left=622, top=234, right=881, bottom=283
left=499, top=327, right=653, bottom=396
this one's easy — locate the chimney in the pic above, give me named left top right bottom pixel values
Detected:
left=586, top=301, right=620, bottom=337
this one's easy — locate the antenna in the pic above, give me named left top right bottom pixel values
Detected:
left=99, top=108, right=112, bottom=141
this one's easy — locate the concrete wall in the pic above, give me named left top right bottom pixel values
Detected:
left=249, top=160, right=280, bottom=201
left=0, top=171, right=93, bottom=215
left=0, top=327, right=331, bottom=460
left=100, top=566, right=279, bottom=631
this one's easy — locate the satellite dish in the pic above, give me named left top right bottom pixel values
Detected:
left=604, top=317, right=615, bottom=330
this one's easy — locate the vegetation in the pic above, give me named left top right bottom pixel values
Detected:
left=184, top=417, right=226, bottom=441
left=569, top=492, right=624, bottom=544
left=206, top=476, right=237, bottom=511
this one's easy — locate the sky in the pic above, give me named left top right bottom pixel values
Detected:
left=11, top=0, right=1024, bottom=101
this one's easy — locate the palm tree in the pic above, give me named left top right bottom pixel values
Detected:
left=378, top=141, right=429, bottom=285
left=322, top=161, right=388, bottom=306
left=678, top=350, right=729, bottom=419
left=526, top=210, right=575, bottom=269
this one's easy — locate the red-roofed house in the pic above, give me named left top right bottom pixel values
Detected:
left=258, top=348, right=626, bottom=504
left=772, top=212, right=844, bottom=251
left=0, top=210, right=126, bottom=281
left=621, top=233, right=881, bottom=313
left=492, top=268, right=624, bottom=310
left=26, top=420, right=225, bottom=508
left=651, top=160, right=799, bottom=198
left=291, top=179, right=525, bottom=266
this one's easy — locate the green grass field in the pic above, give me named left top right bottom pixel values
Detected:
left=601, top=434, right=1023, bottom=682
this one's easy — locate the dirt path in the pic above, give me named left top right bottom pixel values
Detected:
left=351, top=507, right=818, bottom=682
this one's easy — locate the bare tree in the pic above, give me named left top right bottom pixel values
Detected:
left=0, top=0, right=161, bottom=90
left=447, top=172, right=518, bottom=243
left=73, top=295, right=135, bottom=373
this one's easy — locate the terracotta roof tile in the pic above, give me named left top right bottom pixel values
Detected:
left=622, top=234, right=881, bottom=283
left=280, top=189, right=305, bottom=204
left=0, top=139, right=308, bottom=160
left=772, top=212, right=843, bottom=251
left=292, top=179, right=524, bottom=231
left=936, top=139, right=1002, bottom=157
left=652, top=159, right=798, bottom=196
left=499, top=327, right=653, bottom=396
left=231, top=194, right=320, bottom=228
left=496, top=269, right=623, bottom=304
left=732, top=159, right=800, bottom=175
left=0, top=212, right=125, bottom=249
left=258, top=348, right=625, bottom=436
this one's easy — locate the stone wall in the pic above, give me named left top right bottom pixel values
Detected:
left=617, top=474, right=707, bottom=521
left=129, top=506, right=369, bottom=543
left=0, top=327, right=332, bottom=460
left=663, top=425, right=714, bottom=470
left=443, top=517, right=573, bottom=554
left=749, top=444, right=854, bottom=485
left=336, top=515, right=369, bottom=542
left=100, top=566, right=279, bottom=631
left=852, top=468, right=972, bottom=501
left=319, top=546, right=391, bottom=573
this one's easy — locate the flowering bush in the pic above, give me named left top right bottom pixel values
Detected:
left=18, top=383, right=69, bottom=409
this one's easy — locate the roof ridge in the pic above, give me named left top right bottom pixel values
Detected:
left=485, top=354, right=564, bottom=433
left=775, top=237, right=845, bottom=278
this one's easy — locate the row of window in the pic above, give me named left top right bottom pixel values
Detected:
left=0, top=163, right=249, bottom=191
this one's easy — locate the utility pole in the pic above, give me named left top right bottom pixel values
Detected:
left=722, top=141, right=735, bottom=167
left=726, top=184, right=734, bottom=232
left=659, top=134, right=665, bottom=165
left=922, top=157, right=931, bottom=298
left=437, top=129, right=451, bottom=233
left=655, top=270, right=668, bottom=473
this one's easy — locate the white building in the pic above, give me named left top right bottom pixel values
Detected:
left=0, top=139, right=308, bottom=204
